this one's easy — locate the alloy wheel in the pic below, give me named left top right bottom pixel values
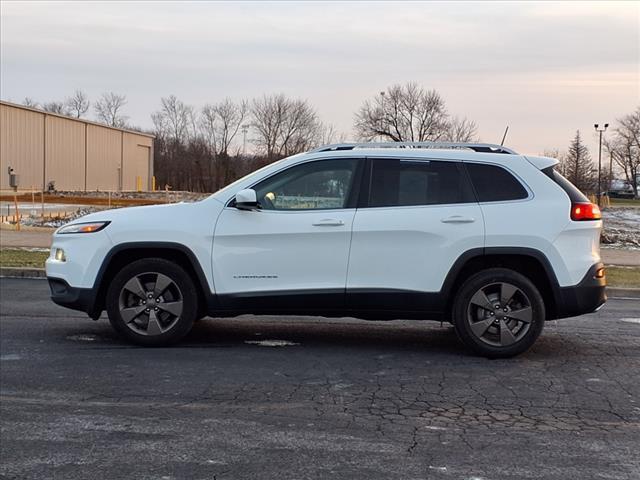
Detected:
left=466, top=282, right=533, bottom=347
left=118, top=272, right=184, bottom=336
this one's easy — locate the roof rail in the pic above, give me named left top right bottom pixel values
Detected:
left=309, top=142, right=518, bottom=155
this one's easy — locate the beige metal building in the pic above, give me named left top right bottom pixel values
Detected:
left=0, top=100, right=154, bottom=192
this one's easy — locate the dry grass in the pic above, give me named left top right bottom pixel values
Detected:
left=0, top=248, right=49, bottom=268
left=606, top=266, right=640, bottom=288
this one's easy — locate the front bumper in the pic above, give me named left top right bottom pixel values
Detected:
left=553, top=262, right=606, bottom=319
left=48, top=277, right=100, bottom=319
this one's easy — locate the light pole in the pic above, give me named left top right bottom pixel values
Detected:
left=241, top=124, right=249, bottom=156
left=608, top=148, right=614, bottom=192
left=594, top=123, right=609, bottom=206
left=379, top=91, right=385, bottom=142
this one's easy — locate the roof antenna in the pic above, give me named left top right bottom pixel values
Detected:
left=500, top=126, right=509, bottom=146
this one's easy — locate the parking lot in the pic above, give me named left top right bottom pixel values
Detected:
left=1, top=277, right=639, bottom=479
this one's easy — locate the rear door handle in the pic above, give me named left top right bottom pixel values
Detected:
left=441, top=215, right=475, bottom=224
left=312, top=219, right=345, bottom=227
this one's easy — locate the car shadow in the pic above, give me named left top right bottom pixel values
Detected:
left=65, top=314, right=600, bottom=360
left=186, top=316, right=462, bottom=352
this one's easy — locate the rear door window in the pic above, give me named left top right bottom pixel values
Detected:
left=368, top=159, right=475, bottom=207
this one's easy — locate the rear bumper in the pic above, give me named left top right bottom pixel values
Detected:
left=48, top=277, right=100, bottom=319
left=553, top=263, right=606, bottom=319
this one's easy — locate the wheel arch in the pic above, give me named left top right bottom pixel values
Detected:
left=441, top=247, right=561, bottom=320
left=91, top=242, right=211, bottom=319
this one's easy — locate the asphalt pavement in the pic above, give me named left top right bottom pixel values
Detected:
left=1, top=278, right=639, bottom=480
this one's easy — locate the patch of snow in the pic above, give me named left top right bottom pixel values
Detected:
left=620, top=318, right=640, bottom=324
left=0, top=354, right=22, bottom=361
left=21, top=207, right=101, bottom=228
left=601, top=208, right=640, bottom=248
left=66, top=334, right=100, bottom=342
left=244, top=339, right=299, bottom=347
left=429, top=466, right=447, bottom=472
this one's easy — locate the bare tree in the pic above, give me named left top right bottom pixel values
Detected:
left=445, top=116, right=478, bottom=142
left=560, top=130, right=596, bottom=192
left=65, top=89, right=90, bottom=118
left=94, top=92, right=128, bottom=127
left=42, top=101, right=68, bottom=115
left=354, top=82, right=452, bottom=142
left=200, top=99, right=248, bottom=157
left=278, top=98, right=321, bottom=156
left=199, top=99, right=249, bottom=188
left=251, top=94, right=320, bottom=160
left=152, top=95, right=195, bottom=143
left=251, top=94, right=284, bottom=160
left=316, top=123, right=346, bottom=146
left=606, top=106, right=640, bottom=198
left=540, top=148, right=567, bottom=176
left=152, top=95, right=201, bottom=189
left=22, top=97, right=39, bottom=108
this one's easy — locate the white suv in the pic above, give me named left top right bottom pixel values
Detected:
left=46, top=142, right=606, bottom=357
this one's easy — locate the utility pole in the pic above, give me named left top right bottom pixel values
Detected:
left=594, top=123, right=609, bottom=206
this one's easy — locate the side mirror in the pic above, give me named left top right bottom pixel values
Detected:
left=235, top=189, right=259, bottom=210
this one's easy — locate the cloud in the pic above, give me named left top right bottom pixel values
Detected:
left=1, top=0, right=638, bottom=154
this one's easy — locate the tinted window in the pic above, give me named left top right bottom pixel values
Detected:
left=368, top=159, right=475, bottom=207
left=465, top=163, right=528, bottom=202
left=253, top=159, right=358, bottom=210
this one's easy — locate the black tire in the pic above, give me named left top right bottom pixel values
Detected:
left=452, top=268, right=545, bottom=358
left=106, top=258, right=198, bottom=346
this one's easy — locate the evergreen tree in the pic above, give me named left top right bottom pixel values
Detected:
left=562, top=130, right=596, bottom=192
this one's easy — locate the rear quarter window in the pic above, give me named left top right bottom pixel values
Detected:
left=465, top=163, right=528, bottom=202
left=542, top=167, right=590, bottom=203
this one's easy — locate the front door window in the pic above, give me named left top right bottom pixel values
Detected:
left=253, top=159, right=359, bottom=210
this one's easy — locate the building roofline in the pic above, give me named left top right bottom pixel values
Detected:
left=0, top=100, right=155, bottom=139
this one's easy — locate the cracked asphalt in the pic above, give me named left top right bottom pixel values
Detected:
left=1, top=278, right=639, bottom=480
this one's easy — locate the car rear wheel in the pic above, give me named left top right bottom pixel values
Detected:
left=452, top=268, right=545, bottom=358
left=106, top=258, right=198, bottom=346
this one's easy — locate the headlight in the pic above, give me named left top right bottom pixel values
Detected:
left=58, top=221, right=110, bottom=234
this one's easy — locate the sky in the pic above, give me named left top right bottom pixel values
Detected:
left=1, top=1, right=638, bottom=157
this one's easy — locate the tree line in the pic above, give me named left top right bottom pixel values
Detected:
left=19, top=85, right=639, bottom=197
left=545, top=107, right=640, bottom=197
left=23, top=90, right=129, bottom=128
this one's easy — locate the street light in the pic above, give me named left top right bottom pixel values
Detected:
left=379, top=91, right=385, bottom=142
left=594, top=123, right=609, bottom=206
left=241, top=124, right=249, bottom=156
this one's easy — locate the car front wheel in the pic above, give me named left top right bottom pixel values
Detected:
left=452, top=268, right=545, bottom=358
left=106, top=258, right=198, bottom=346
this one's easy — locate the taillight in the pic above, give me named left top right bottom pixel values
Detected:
left=571, top=202, right=601, bottom=221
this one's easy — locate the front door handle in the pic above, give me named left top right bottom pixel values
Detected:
left=312, top=219, right=345, bottom=227
left=441, top=215, right=475, bottom=224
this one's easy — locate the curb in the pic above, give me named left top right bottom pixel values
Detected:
left=0, top=267, right=47, bottom=278
left=607, top=287, right=640, bottom=298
